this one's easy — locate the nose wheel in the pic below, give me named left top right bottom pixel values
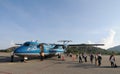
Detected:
left=21, top=56, right=28, bottom=62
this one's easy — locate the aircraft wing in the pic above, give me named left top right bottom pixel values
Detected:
left=15, top=43, right=23, bottom=45
left=54, top=44, right=104, bottom=47
left=68, top=44, right=104, bottom=47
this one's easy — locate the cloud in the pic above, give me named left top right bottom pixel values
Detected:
left=87, top=29, right=116, bottom=49
left=87, top=40, right=95, bottom=44
left=101, top=29, right=116, bottom=49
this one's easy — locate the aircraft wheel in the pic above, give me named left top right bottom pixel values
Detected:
left=21, top=56, right=28, bottom=62
left=11, top=52, right=14, bottom=62
left=11, top=55, right=14, bottom=62
left=20, top=57, right=24, bottom=62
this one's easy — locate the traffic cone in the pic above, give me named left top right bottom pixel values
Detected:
left=61, top=56, right=64, bottom=61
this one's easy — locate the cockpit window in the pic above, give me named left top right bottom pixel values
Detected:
left=23, top=42, right=30, bottom=46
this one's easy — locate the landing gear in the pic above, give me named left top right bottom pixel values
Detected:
left=11, top=55, right=14, bottom=62
left=21, top=56, right=28, bottom=62
left=11, top=52, right=14, bottom=62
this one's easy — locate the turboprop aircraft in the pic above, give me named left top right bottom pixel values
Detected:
left=11, top=40, right=104, bottom=62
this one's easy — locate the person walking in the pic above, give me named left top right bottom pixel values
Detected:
left=109, top=54, right=117, bottom=67
left=90, top=53, right=94, bottom=64
left=83, top=53, right=87, bottom=62
left=78, top=54, right=82, bottom=63
left=95, top=53, right=98, bottom=66
left=97, top=53, right=102, bottom=66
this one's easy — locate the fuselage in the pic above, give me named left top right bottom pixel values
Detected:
left=14, top=41, right=64, bottom=57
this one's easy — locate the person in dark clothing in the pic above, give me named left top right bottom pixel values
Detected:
left=97, top=53, right=102, bottom=66
left=58, top=54, right=61, bottom=60
left=79, top=54, right=82, bottom=63
left=40, top=52, right=43, bottom=61
left=90, top=54, right=94, bottom=64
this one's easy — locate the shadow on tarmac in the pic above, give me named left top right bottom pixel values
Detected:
left=55, top=60, right=120, bottom=69
left=100, top=66, right=120, bottom=68
left=0, top=55, right=53, bottom=63
left=0, top=56, right=21, bottom=63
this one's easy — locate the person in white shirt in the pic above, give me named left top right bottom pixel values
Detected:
left=109, top=54, right=116, bottom=67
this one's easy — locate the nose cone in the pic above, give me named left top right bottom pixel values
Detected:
left=14, top=46, right=27, bottom=53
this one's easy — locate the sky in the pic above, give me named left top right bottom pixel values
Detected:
left=0, top=0, right=120, bottom=49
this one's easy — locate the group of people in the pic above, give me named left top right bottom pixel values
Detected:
left=77, top=52, right=117, bottom=68
left=94, top=53, right=102, bottom=66
left=78, top=53, right=87, bottom=63
left=78, top=53, right=99, bottom=64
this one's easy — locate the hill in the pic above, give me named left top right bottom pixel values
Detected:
left=108, top=45, right=120, bottom=52
left=67, top=46, right=112, bottom=55
left=0, top=46, right=18, bottom=52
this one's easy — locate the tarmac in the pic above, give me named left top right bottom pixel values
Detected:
left=0, top=52, right=120, bottom=74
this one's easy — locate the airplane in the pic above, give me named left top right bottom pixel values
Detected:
left=11, top=40, right=104, bottom=62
